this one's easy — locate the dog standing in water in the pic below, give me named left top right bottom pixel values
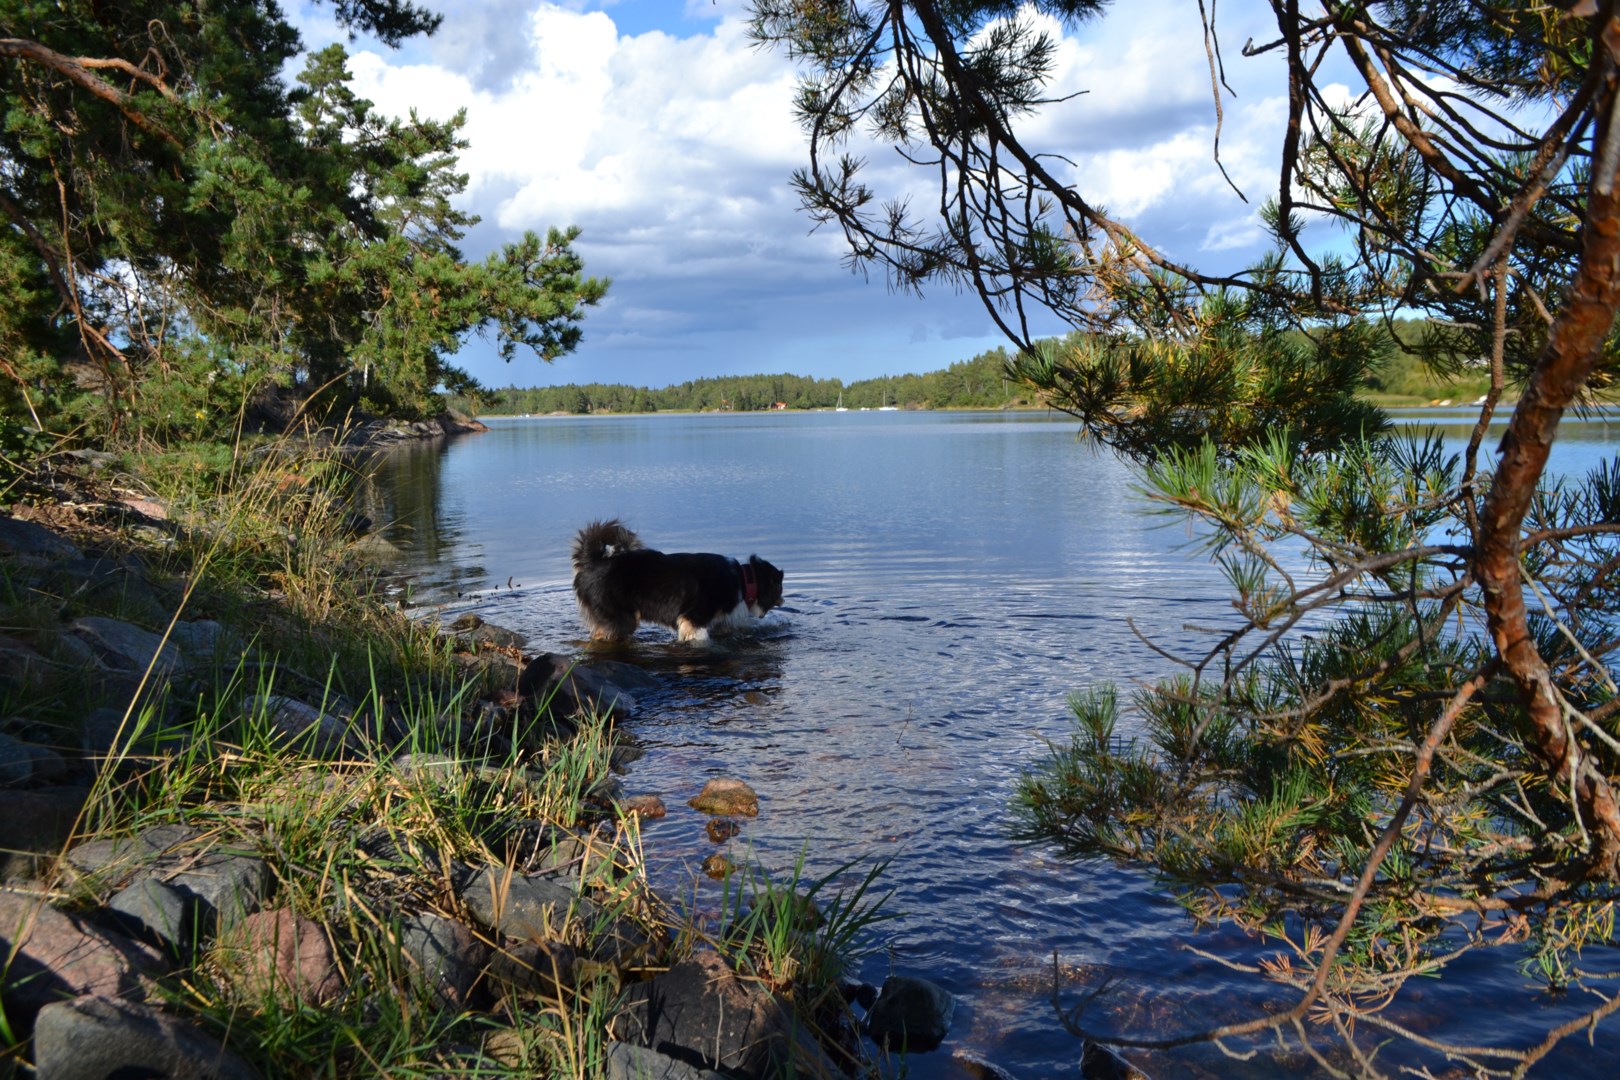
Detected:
left=571, top=520, right=785, bottom=642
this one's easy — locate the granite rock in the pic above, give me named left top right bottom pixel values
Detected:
left=33, top=994, right=260, bottom=1079
left=0, top=891, right=164, bottom=1030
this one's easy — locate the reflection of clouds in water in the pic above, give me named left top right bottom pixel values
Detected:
left=512, top=461, right=791, bottom=493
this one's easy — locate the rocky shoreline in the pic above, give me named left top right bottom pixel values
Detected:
left=0, top=453, right=972, bottom=1080
left=0, top=442, right=1145, bottom=1079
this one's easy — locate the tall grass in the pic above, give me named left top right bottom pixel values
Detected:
left=0, top=427, right=669, bottom=1076
left=5, top=426, right=897, bottom=1077
left=672, top=848, right=896, bottom=1073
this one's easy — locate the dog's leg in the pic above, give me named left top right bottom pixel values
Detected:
left=676, top=617, right=710, bottom=643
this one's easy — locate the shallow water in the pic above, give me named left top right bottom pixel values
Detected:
left=362, top=409, right=1620, bottom=1077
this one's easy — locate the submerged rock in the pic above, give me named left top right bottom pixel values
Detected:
left=446, top=613, right=527, bottom=651
left=1081, top=1039, right=1153, bottom=1079
left=584, top=659, right=663, bottom=693
left=865, top=974, right=955, bottom=1053
left=517, top=653, right=639, bottom=718
left=705, top=818, right=741, bottom=843
left=953, top=1049, right=1023, bottom=1080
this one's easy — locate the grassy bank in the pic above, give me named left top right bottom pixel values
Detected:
left=0, top=434, right=885, bottom=1077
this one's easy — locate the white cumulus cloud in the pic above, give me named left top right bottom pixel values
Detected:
left=291, top=1, right=1333, bottom=389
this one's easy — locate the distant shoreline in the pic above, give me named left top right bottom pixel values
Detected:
left=470, top=397, right=1530, bottom=420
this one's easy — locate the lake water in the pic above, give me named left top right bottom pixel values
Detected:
left=362, top=408, right=1620, bottom=1078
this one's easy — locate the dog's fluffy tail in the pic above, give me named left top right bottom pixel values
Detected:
left=572, top=519, right=642, bottom=573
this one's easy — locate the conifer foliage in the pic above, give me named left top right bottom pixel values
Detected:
left=759, top=1, right=1620, bottom=1072
left=0, top=0, right=606, bottom=443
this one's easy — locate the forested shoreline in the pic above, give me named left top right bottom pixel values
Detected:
left=461, top=345, right=1027, bottom=414
left=464, top=322, right=1490, bottom=417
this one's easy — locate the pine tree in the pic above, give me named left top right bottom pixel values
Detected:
left=758, top=1, right=1620, bottom=1072
left=0, top=0, right=606, bottom=443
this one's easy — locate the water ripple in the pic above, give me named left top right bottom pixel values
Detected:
left=370, top=413, right=1620, bottom=1079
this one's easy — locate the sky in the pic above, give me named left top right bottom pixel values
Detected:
left=288, top=0, right=1333, bottom=391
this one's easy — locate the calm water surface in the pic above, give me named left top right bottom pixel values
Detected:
left=363, top=409, right=1620, bottom=1078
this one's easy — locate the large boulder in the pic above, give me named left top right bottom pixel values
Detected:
left=500, top=820, right=622, bottom=882
left=485, top=938, right=576, bottom=1000
left=63, top=826, right=270, bottom=940
left=51, top=560, right=168, bottom=623
left=0, top=636, right=51, bottom=689
left=0, top=732, right=35, bottom=787
left=162, top=852, right=273, bottom=932
left=171, top=619, right=234, bottom=666
left=32, top=994, right=260, bottom=1079
left=608, top=951, right=842, bottom=1078
left=0, top=891, right=164, bottom=1030
left=81, top=704, right=191, bottom=763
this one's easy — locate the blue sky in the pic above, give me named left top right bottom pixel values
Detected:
left=290, top=1, right=1327, bottom=391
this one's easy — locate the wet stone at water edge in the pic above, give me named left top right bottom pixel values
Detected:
left=687, top=778, right=759, bottom=817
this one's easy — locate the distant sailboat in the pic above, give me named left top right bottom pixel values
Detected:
left=835, top=392, right=848, bottom=412
left=878, top=387, right=898, bottom=411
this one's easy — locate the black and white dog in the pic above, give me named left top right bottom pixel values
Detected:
left=571, top=520, right=785, bottom=642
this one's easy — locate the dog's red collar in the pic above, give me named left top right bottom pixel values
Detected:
left=739, top=562, right=758, bottom=605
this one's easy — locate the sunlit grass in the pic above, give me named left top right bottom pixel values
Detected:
left=2, top=427, right=894, bottom=1077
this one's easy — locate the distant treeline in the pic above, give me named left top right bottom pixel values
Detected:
left=456, top=319, right=1490, bottom=418
left=459, top=347, right=1031, bottom=415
